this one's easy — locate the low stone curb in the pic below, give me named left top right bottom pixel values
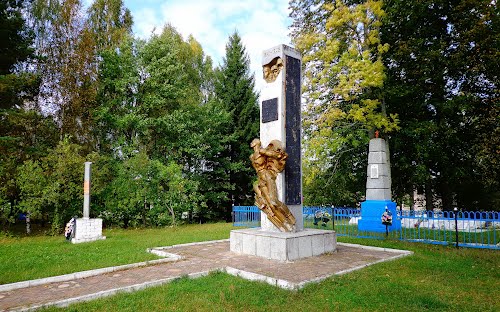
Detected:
left=0, top=239, right=408, bottom=294
left=0, top=242, right=215, bottom=292
left=294, top=244, right=413, bottom=289
left=226, top=242, right=413, bottom=290
left=2, top=239, right=413, bottom=312
left=0, top=240, right=230, bottom=293
left=15, top=270, right=213, bottom=312
left=224, top=267, right=295, bottom=290
left=150, top=239, right=229, bottom=251
left=0, top=258, right=178, bottom=293
left=337, top=242, right=414, bottom=255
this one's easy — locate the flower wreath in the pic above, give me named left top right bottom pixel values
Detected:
left=381, top=211, right=393, bottom=226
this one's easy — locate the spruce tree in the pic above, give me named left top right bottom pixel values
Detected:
left=214, top=32, right=259, bottom=216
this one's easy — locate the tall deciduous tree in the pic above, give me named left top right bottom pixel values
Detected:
left=290, top=0, right=398, bottom=205
left=28, top=0, right=133, bottom=147
left=95, top=24, right=231, bottom=221
left=137, top=25, right=213, bottom=160
left=85, top=0, right=133, bottom=150
left=382, top=0, right=500, bottom=210
left=138, top=25, right=231, bottom=219
left=29, top=0, right=96, bottom=142
left=214, top=32, right=259, bottom=213
left=85, top=0, right=132, bottom=52
left=94, top=34, right=140, bottom=153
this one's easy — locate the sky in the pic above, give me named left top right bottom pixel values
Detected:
left=94, top=0, right=294, bottom=90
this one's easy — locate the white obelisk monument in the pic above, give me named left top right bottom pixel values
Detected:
left=230, top=44, right=336, bottom=261
left=358, top=136, right=401, bottom=232
left=72, top=162, right=106, bottom=244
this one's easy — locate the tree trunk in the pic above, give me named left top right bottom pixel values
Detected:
left=1, top=215, right=6, bottom=233
left=26, top=212, right=31, bottom=235
left=167, top=204, right=176, bottom=226
left=425, top=180, right=433, bottom=211
left=409, top=189, right=415, bottom=211
left=142, top=198, right=147, bottom=227
left=440, top=180, right=453, bottom=211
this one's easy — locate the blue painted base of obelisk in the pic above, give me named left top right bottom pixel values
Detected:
left=358, top=200, right=401, bottom=233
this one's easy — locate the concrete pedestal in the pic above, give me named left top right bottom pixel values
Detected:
left=358, top=200, right=401, bottom=232
left=72, top=218, right=106, bottom=244
left=230, top=228, right=336, bottom=261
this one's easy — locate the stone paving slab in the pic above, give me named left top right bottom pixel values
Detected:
left=0, top=241, right=412, bottom=311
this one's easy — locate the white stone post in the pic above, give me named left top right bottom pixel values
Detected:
left=259, top=44, right=303, bottom=232
left=72, top=161, right=105, bottom=244
left=83, top=161, right=91, bottom=219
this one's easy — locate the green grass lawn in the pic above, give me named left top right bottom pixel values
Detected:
left=2, top=223, right=499, bottom=311
left=0, top=223, right=232, bottom=284
left=43, top=238, right=499, bottom=312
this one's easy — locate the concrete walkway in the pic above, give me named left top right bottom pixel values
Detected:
left=0, top=240, right=412, bottom=311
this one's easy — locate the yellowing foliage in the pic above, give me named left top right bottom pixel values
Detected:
left=293, top=0, right=399, bottom=192
left=296, top=0, right=399, bottom=134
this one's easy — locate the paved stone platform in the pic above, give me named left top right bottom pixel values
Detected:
left=0, top=240, right=412, bottom=311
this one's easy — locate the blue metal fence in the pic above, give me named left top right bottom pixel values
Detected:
left=232, top=205, right=261, bottom=227
left=400, top=210, right=499, bottom=249
left=232, top=206, right=500, bottom=250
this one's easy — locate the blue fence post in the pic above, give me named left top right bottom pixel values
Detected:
left=331, top=205, right=335, bottom=231
left=454, top=207, right=459, bottom=249
left=231, top=203, right=234, bottom=224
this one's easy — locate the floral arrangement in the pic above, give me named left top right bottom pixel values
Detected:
left=313, top=210, right=331, bottom=227
left=64, top=217, right=76, bottom=240
left=381, top=210, right=393, bottom=226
